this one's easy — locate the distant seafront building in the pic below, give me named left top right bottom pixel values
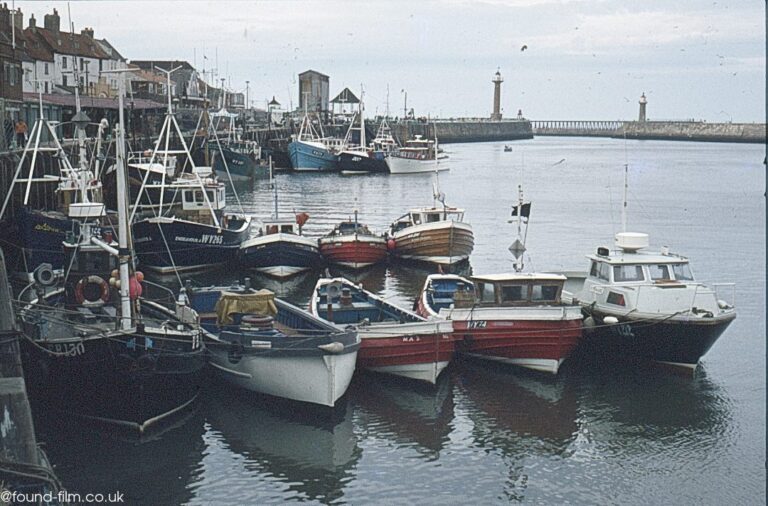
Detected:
left=298, top=69, right=329, bottom=120
left=491, top=69, right=503, bottom=121
left=0, top=2, right=24, bottom=141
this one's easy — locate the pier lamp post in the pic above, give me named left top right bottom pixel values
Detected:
left=245, top=80, right=250, bottom=111
left=401, top=89, right=407, bottom=120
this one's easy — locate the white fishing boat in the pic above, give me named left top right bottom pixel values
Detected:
left=188, top=283, right=360, bottom=407
left=559, top=165, right=736, bottom=370
left=386, top=135, right=448, bottom=174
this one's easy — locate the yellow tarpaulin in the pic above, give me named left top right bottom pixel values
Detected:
left=215, top=290, right=278, bottom=325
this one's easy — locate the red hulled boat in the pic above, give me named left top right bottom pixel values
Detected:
left=311, top=277, right=455, bottom=384
left=418, top=273, right=583, bottom=374
left=319, top=219, right=388, bottom=269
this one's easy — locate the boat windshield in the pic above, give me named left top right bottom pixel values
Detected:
left=672, top=263, right=694, bottom=281
left=648, top=264, right=672, bottom=281
left=613, top=264, right=645, bottom=282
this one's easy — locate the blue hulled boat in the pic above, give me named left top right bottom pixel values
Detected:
left=288, top=109, right=341, bottom=171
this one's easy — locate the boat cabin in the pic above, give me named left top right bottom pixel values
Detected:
left=260, top=217, right=300, bottom=236
left=391, top=207, right=465, bottom=232
left=329, top=221, right=373, bottom=237
left=180, top=183, right=227, bottom=212
left=472, top=273, right=567, bottom=307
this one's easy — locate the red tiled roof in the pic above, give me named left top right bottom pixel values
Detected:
left=20, top=29, right=54, bottom=62
left=34, top=27, right=110, bottom=59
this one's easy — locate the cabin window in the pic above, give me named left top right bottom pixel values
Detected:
left=672, top=263, right=693, bottom=281
left=411, top=214, right=422, bottom=225
left=206, top=191, right=215, bottom=204
left=426, top=213, right=441, bottom=223
left=648, top=264, right=671, bottom=281
left=194, top=191, right=203, bottom=203
left=532, top=284, right=559, bottom=302
left=478, top=283, right=495, bottom=303
left=280, top=225, right=293, bottom=233
left=500, top=284, right=526, bottom=303
left=593, top=262, right=610, bottom=281
left=266, top=225, right=278, bottom=234
left=613, top=264, right=644, bottom=282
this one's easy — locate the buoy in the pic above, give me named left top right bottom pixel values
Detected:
left=386, top=239, right=396, bottom=251
left=603, top=316, right=619, bottom=325
left=129, top=276, right=143, bottom=300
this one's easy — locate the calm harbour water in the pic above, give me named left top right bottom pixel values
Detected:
left=34, top=137, right=765, bottom=504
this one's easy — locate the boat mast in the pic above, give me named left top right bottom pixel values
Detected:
left=622, top=162, right=628, bottom=233
left=113, top=70, right=133, bottom=329
left=359, top=86, right=366, bottom=149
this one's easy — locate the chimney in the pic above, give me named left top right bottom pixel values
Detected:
left=13, top=6, right=21, bottom=31
left=28, top=13, right=35, bottom=29
left=43, top=8, right=60, bottom=33
left=81, top=27, right=94, bottom=38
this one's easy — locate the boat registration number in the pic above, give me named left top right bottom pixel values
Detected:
left=50, top=342, right=85, bottom=357
left=468, top=321, right=487, bottom=329
left=201, top=234, right=224, bottom=245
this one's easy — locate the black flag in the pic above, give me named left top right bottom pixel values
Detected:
left=511, top=202, right=531, bottom=219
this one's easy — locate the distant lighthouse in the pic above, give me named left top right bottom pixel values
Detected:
left=638, top=92, right=647, bottom=122
left=491, top=69, right=503, bottom=121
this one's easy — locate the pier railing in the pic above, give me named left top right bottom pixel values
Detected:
left=531, top=120, right=622, bottom=137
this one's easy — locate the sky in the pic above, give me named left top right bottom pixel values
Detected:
left=13, top=0, right=767, bottom=122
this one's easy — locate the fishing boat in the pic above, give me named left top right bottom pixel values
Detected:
left=18, top=75, right=205, bottom=430
left=288, top=99, right=341, bottom=171
left=386, top=135, right=447, bottom=174
left=416, top=186, right=583, bottom=374
left=239, top=163, right=321, bottom=277
left=205, top=104, right=269, bottom=181
left=559, top=165, right=736, bottom=370
left=387, top=175, right=474, bottom=266
left=337, top=94, right=389, bottom=175
left=310, top=277, right=455, bottom=384
left=188, top=282, right=360, bottom=407
left=0, top=87, right=110, bottom=280
left=319, top=212, right=388, bottom=269
left=130, top=68, right=251, bottom=273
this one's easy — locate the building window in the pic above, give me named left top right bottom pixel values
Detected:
left=63, top=75, right=68, bottom=86
left=44, top=82, right=48, bottom=93
left=62, top=57, right=67, bottom=69
left=99, top=60, right=103, bottom=72
left=44, top=63, right=49, bottom=75
left=80, top=58, right=84, bottom=70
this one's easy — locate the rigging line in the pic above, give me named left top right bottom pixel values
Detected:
left=155, top=221, right=184, bottom=289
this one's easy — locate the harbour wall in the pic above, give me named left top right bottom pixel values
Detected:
left=391, top=120, right=533, bottom=144
left=619, top=121, right=766, bottom=144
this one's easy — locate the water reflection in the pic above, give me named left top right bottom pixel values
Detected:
left=349, top=372, right=455, bottom=458
left=457, top=360, right=579, bottom=455
left=202, top=384, right=361, bottom=504
left=34, top=405, right=206, bottom=505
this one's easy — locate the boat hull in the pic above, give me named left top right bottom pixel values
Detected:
left=386, top=155, right=447, bottom=174
left=581, top=310, right=736, bottom=368
left=338, top=152, right=389, bottom=174
left=207, top=346, right=358, bottom=407
left=133, top=216, right=250, bottom=273
left=212, top=147, right=269, bottom=181
left=239, top=234, right=321, bottom=278
left=392, top=221, right=474, bottom=266
left=21, top=316, right=205, bottom=427
left=319, top=235, right=388, bottom=269
left=288, top=140, right=339, bottom=171
left=449, top=316, right=583, bottom=375
left=2, top=207, right=75, bottom=277
left=355, top=323, right=454, bottom=384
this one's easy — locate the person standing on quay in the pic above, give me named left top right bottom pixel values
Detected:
left=15, top=119, right=28, bottom=148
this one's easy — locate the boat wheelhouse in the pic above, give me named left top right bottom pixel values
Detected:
left=417, top=272, right=583, bottom=374
left=561, top=232, right=736, bottom=369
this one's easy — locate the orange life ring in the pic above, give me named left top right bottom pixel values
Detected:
left=75, top=275, right=110, bottom=306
